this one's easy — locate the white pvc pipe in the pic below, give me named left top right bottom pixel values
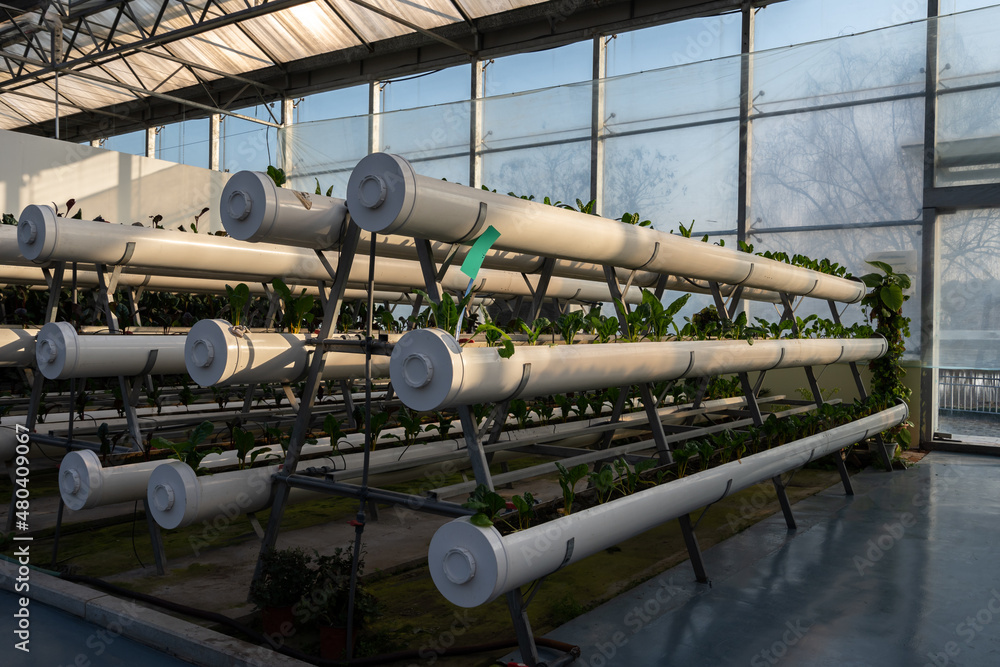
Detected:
left=16, top=206, right=640, bottom=303
left=0, top=328, right=35, bottom=367
left=0, top=264, right=434, bottom=304
left=35, top=322, right=188, bottom=380
left=185, top=319, right=391, bottom=386
left=390, top=328, right=887, bottom=411
left=347, top=154, right=866, bottom=303
left=221, top=170, right=348, bottom=249
left=429, top=402, right=908, bottom=607
left=223, top=171, right=780, bottom=304
left=58, top=450, right=186, bottom=511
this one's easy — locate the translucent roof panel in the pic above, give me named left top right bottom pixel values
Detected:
left=0, top=0, right=554, bottom=131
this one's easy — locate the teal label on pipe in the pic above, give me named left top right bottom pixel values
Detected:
left=459, top=225, right=501, bottom=279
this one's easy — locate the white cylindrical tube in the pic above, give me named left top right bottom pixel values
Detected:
left=221, top=171, right=348, bottom=248
left=35, top=322, right=188, bottom=379
left=429, top=402, right=908, bottom=607
left=16, top=206, right=636, bottom=304
left=59, top=449, right=186, bottom=511
left=147, top=459, right=337, bottom=529
left=185, top=319, right=391, bottom=386
left=390, top=328, right=887, bottom=411
left=0, top=327, right=35, bottom=367
left=223, top=175, right=780, bottom=304
left=347, top=153, right=865, bottom=303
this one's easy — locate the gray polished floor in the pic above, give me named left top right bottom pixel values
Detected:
left=517, top=452, right=1000, bottom=666
left=0, top=589, right=197, bottom=666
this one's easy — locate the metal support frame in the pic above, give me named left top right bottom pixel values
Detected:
left=710, top=282, right=798, bottom=529
left=827, top=300, right=895, bottom=471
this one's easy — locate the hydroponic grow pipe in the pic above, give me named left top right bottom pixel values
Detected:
left=0, top=328, right=35, bottom=367
left=16, top=206, right=642, bottom=304
left=221, top=171, right=781, bottom=304
left=429, top=402, right=908, bottom=607
left=347, top=154, right=866, bottom=303
left=35, top=322, right=188, bottom=380
left=390, top=328, right=887, bottom=411
left=58, top=450, right=186, bottom=511
left=0, top=264, right=445, bottom=304
left=184, top=319, right=392, bottom=386
left=56, top=394, right=754, bottom=512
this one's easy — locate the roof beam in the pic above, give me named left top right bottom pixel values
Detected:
left=348, top=0, right=475, bottom=57
left=0, top=0, right=314, bottom=87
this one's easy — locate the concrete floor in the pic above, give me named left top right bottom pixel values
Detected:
left=0, top=589, right=198, bottom=666
left=513, top=452, right=1000, bottom=667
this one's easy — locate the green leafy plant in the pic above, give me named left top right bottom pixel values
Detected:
left=271, top=278, right=315, bottom=334
left=323, top=413, right=348, bottom=450
left=555, top=462, right=589, bottom=515
left=518, top=317, right=553, bottom=345
left=475, top=322, right=515, bottom=358
left=233, top=427, right=266, bottom=469
left=463, top=484, right=508, bottom=527
left=556, top=311, right=585, bottom=345
left=225, top=283, right=251, bottom=327
left=249, top=547, right=314, bottom=609
left=384, top=407, right=423, bottom=449
left=508, top=399, right=535, bottom=429
left=156, top=420, right=221, bottom=474
left=509, top=492, right=537, bottom=530
left=413, top=289, right=475, bottom=334
left=266, top=165, right=287, bottom=187
left=860, top=260, right=913, bottom=448
left=588, top=465, right=615, bottom=504
left=424, top=412, right=456, bottom=440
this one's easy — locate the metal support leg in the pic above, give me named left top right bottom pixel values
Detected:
left=639, top=383, right=673, bottom=465
left=457, top=405, right=495, bottom=490
left=50, top=497, right=65, bottom=566
left=771, top=474, right=797, bottom=530
left=506, top=588, right=541, bottom=667
left=529, top=257, right=556, bottom=322
left=599, top=384, right=630, bottom=449
left=252, top=226, right=361, bottom=591
left=143, top=499, right=167, bottom=575
left=677, top=514, right=709, bottom=584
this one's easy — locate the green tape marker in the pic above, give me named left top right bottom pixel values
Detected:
left=459, top=225, right=501, bottom=279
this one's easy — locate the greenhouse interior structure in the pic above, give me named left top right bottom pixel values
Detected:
left=1, top=0, right=999, bottom=665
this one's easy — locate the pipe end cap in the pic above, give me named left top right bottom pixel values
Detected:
left=443, top=547, right=476, bottom=584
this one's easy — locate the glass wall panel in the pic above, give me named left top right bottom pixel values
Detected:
left=221, top=105, right=279, bottom=174
left=280, top=115, right=369, bottom=196
left=383, top=65, right=470, bottom=111
left=935, top=5, right=1000, bottom=186
left=754, top=0, right=925, bottom=51
left=607, top=14, right=741, bottom=75
left=378, top=100, right=471, bottom=180
left=750, top=99, right=924, bottom=230
left=295, top=85, right=369, bottom=123
left=603, top=56, right=740, bottom=134
left=748, top=225, right=923, bottom=357
left=483, top=41, right=592, bottom=96
left=936, top=209, right=1000, bottom=443
left=752, top=21, right=925, bottom=114
left=481, top=82, right=591, bottom=150
left=156, top=118, right=210, bottom=169
left=102, top=130, right=146, bottom=157
left=602, top=123, right=739, bottom=235
left=480, top=140, right=590, bottom=204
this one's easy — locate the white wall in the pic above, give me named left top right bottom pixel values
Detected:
left=0, top=130, right=231, bottom=233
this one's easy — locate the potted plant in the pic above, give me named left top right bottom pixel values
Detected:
left=306, top=547, right=380, bottom=660
left=249, top=547, right=315, bottom=637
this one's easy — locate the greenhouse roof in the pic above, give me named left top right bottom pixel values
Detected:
left=0, top=0, right=740, bottom=141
